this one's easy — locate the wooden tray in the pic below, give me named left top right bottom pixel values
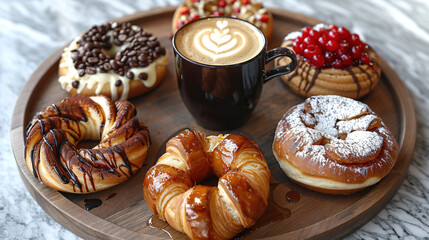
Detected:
left=10, top=6, right=417, bottom=240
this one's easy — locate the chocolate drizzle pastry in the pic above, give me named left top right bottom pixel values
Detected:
left=276, top=23, right=381, bottom=99
left=24, top=95, right=150, bottom=193
left=59, top=22, right=168, bottom=101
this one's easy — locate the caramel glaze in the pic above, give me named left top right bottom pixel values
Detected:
left=25, top=95, right=150, bottom=193
left=283, top=43, right=380, bottom=99
left=233, top=183, right=298, bottom=239
left=285, top=190, right=300, bottom=203
left=143, top=129, right=270, bottom=240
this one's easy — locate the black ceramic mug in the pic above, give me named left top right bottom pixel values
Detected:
left=173, top=17, right=297, bottom=130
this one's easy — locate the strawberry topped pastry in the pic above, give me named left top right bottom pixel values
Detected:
left=172, top=0, right=273, bottom=42
left=275, top=24, right=381, bottom=99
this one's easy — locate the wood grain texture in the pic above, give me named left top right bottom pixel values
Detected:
left=10, top=7, right=416, bottom=240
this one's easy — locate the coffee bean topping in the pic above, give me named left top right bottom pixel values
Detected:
left=85, top=67, right=97, bottom=75
left=78, top=69, right=85, bottom=77
left=72, top=80, right=79, bottom=88
left=87, top=57, right=98, bottom=64
left=115, top=80, right=122, bottom=86
left=126, top=71, right=135, bottom=79
left=71, top=22, right=166, bottom=78
left=139, top=73, right=148, bottom=80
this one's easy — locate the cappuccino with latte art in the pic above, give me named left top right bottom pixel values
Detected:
left=173, top=17, right=297, bottom=130
left=174, top=18, right=265, bottom=65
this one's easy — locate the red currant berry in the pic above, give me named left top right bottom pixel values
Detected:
left=213, top=10, right=224, bottom=16
left=332, top=59, right=344, bottom=69
left=218, top=0, right=226, bottom=7
left=312, top=54, right=325, bottom=68
left=325, top=40, right=339, bottom=52
left=188, top=14, right=200, bottom=21
left=303, top=36, right=315, bottom=45
left=338, top=27, right=351, bottom=40
left=329, top=24, right=339, bottom=31
left=293, top=41, right=303, bottom=55
left=294, top=36, right=303, bottom=44
left=233, top=8, right=240, bottom=13
left=324, top=51, right=336, bottom=64
left=242, top=0, right=249, bottom=5
left=317, top=35, right=328, bottom=48
left=309, top=29, right=320, bottom=39
left=319, top=29, right=328, bottom=37
left=336, top=45, right=349, bottom=56
left=192, top=0, right=200, bottom=2
left=339, top=41, right=350, bottom=52
left=230, top=0, right=236, bottom=3
left=259, top=14, right=269, bottom=23
left=301, top=27, right=312, bottom=38
left=341, top=54, right=353, bottom=67
left=351, top=45, right=363, bottom=59
left=359, top=42, right=367, bottom=51
left=176, top=19, right=184, bottom=29
left=179, top=7, right=189, bottom=15
left=350, top=34, right=361, bottom=45
left=328, top=30, right=340, bottom=41
left=299, top=43, right=306, bottom=53
left=307, top=44, right=322, bottom=55
left=360, top=53, right=371, bottom=64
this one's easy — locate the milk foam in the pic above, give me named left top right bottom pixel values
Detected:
left=175, top=18, right=264, bottom=65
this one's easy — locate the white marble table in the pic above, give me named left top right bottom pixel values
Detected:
left=1, top=0, right=428, bottom=239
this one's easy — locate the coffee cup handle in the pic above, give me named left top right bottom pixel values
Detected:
left=264, top=47, right=297, bottom=83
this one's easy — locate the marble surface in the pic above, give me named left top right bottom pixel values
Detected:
left=1, top=0, right=428, bottom=239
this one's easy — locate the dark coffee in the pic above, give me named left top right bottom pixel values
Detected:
left=173, top=17, right=297, bottom=130
left=177, top=51, right=265, bottom=130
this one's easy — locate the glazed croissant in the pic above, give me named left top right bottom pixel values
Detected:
left=143, top=129, right=271, bottom=240
left=25, top=95, right=150, bottom=193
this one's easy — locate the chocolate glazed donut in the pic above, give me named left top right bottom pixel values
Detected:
left=25, top=95, right=150, bottom=193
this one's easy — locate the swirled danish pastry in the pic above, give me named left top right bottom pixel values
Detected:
left=25, top=95, right=150, bottom=193
left=273, top=95, right=399, bottom=194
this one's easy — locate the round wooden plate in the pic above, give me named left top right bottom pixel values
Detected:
left=10, top=7, right=416, bottom=240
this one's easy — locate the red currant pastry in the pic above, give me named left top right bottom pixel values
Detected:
left=275, top=24, right=381, bottom=99
left=172, top=0, right=273, bottom=42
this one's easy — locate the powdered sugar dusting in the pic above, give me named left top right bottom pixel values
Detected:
left=312, top=23, right=331, bottom=31
left=283, top=23, right=332, bottom=41
left=308, top=95, right=369, bottom=138
left=277, top=95, right=389, bottom=166
left=337, top=114, right=378, bottom=135
left=329, top=131, right=383, bottom=159
left=284, top=31, right=302, bottom=41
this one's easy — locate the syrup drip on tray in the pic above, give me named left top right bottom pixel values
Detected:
left=233, top=183, right=300, bottom=239
left=147, top=215, right=174, bottom=239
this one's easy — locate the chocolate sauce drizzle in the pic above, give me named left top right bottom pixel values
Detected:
left=282, top=43, right=377, bottom=98
left=84, top=198, right=102, bottom=211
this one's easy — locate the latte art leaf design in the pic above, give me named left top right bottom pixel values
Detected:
left=194, top=20, right=245, bottom=61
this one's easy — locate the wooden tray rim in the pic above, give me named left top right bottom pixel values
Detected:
left=10, top=6, right=417, bottom=240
